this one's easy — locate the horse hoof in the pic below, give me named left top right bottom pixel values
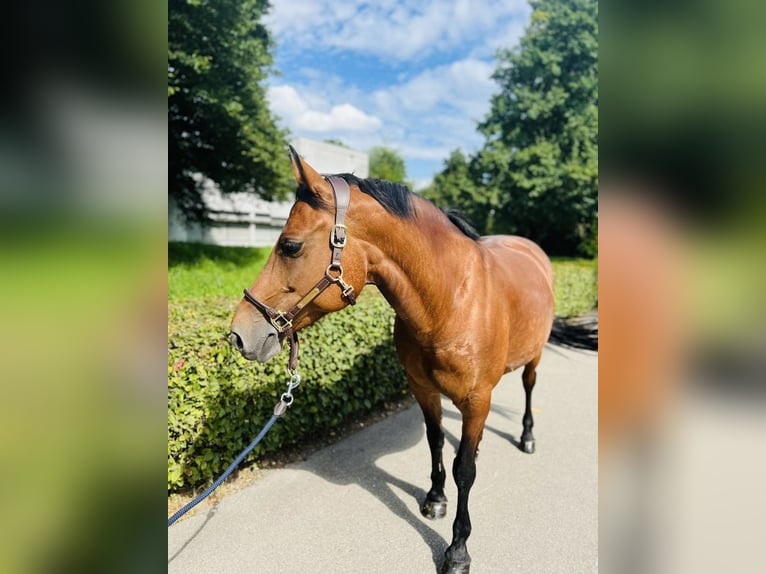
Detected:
left=522, top=439, right=535, bottom=454
left=421, top=499, right=447, bottom=520
left=440, top=560, right=470, bottom=574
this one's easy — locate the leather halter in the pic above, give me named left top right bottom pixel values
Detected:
left=242, top=176, right=357, bottom=370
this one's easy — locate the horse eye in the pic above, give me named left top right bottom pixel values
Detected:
left=279, top=239, right=303, bottom=257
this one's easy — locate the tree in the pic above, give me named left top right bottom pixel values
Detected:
left=478, top=0, right=598, bottom=255
left=425, top=0, right=597, bottom=254
left=369, top=146, right=407, bottom=184
left=169, top=0, right=292, bottom=221
left=422, top=150, right=498, bottom=233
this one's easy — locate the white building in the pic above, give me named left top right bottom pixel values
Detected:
left=292, top=137, right=368, bottom=177
left=168, top=138, right=368, bottom=247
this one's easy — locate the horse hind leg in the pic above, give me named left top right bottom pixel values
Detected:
left=520, top=355, right=540, bottom=454
left=412, top=387, right=448, bottom=520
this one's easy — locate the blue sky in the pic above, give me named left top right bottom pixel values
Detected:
left=263, top=0, right=531, bottom=190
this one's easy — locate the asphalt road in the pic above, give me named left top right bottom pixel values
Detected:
left=168, top=343, right=597, bottom=574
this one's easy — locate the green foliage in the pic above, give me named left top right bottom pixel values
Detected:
left=369, top=146, right=408, bottom=184
left=169, top=242, right=272, bottom=298
left=422, top=150, right=498, bottom=233
left=552, top=258, right=598, bottom=317
left=169, top=0, right=293, bottom=220
left=479, top=0, right=598, bottom=255
left=168, top=292, right=407, bottom=491
left=426, top=0, right=598, bottom=256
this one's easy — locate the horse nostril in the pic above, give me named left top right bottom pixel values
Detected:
left=229, top=331, right=245, bottom=353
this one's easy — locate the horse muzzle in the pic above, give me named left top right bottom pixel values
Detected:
left=229, top=321, right=282, bottom=362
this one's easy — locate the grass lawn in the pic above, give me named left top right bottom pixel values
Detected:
left=551, top=257, right=598, bottom=317
left=169, top=242, right=597, bottom=318
left=169, top=242, right=272, bottom=299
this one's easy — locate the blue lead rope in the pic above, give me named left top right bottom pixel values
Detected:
left=167, top=413, right=280, bottom=527
left=168, top=370, right=301, bottom=527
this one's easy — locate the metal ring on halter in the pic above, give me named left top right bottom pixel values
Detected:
left=325, top=263, right=344, bottom=280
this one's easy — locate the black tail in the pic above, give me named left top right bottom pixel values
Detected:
left=548, top=312, right=598, bottom=350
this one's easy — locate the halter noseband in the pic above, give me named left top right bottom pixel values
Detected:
left=242, top=176, right=357, bottom=370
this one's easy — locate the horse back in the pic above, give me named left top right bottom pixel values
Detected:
left=480, top=235, right=553, bottom=287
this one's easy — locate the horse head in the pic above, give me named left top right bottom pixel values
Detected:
left=229, top=147, right=368, bottom=362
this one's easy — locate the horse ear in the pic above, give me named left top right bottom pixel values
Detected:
left=288, top=145, right=331, bottom=199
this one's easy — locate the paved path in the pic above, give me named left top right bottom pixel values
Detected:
left=168, top=344, right=597, bottom=574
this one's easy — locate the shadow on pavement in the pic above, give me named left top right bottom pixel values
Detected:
left=168, top=505, right=219, bottom=566
left=293, top=406, right=449, bottom=573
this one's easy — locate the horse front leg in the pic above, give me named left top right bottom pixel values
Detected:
left=412, top=386, right=448, bottom=519
left=442, top=396, right=490, bottom=574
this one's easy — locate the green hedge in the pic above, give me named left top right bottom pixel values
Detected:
left=168, top=292, right=408, bottom=491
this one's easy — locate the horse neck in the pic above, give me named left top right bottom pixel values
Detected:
left=357, top=197, right=479, bottom=340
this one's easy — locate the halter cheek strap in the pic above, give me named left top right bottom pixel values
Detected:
left=242, top=176, right=357, bottom=370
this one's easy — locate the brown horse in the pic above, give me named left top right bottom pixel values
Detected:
left=229, top=148, right=555, bottom=574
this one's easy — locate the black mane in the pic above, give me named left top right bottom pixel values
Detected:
left=296, top=174, right=479, bottom=240
left=443, top=209, right=481, bottom=240
left=337, top=174, right=414, bottom=219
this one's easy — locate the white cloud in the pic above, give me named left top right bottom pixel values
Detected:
left=396, top=143, right=452, bottom=161
left=373, top=58, right=496, bottom=118
left=267, top=85, right=381, bottom=133
left=298, top=104, right=382, bottom=132
left=263, top=1, right=532, bottom=182
left=358, top=57, right=497, bottom=169
left=267, top=85, right=307, bottom=117
left=266, top=0, right=529, bottom=61
left=266, top=56, right=494, bottom=179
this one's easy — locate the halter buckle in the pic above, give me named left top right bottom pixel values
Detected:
left=270, top=312, right=293, bottom=333
left=330, top=224, right=347, bottom=248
